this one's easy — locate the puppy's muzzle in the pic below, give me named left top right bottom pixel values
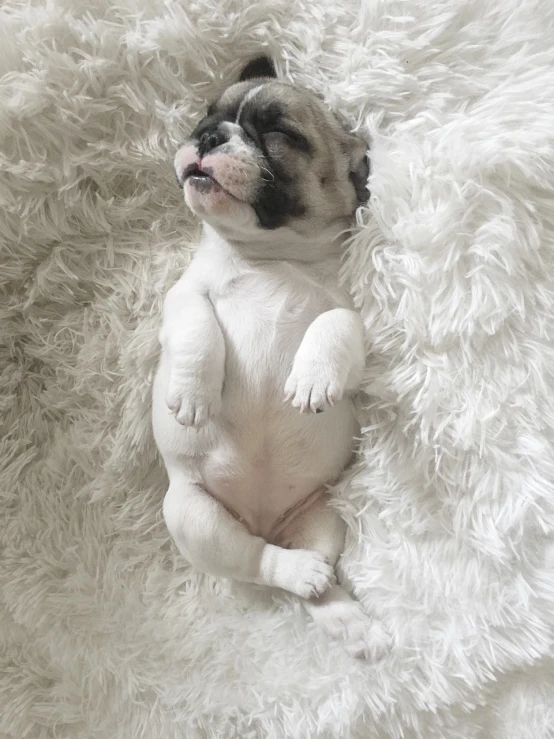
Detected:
left=175, top=131, right=262, bottom=204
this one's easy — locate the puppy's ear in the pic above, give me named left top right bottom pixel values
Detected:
left=345, top=134, right=370, bottom=204
left=239, top=56, right=276, bottom=82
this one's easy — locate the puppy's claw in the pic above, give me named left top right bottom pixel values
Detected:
left=284, top=359, right=346, bottom=415
left=270, top=549, right=336, bottom=600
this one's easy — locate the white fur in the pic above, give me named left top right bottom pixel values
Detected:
left=152, top=222, right=380, bottom=656
left=2, top=0, right=554, bottom=737
left=236, top=84, right=265, bottom=121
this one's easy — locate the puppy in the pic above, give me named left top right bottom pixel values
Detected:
left=152, top=57, right=389, bottom=659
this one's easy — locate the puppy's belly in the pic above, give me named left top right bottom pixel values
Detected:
left=202, top=465, right=324, bottom=541
left=154, top=265, right=357, bottom=539
left=199, top=403, right=356, bottom=541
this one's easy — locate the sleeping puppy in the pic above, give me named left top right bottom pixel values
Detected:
left=152, top=57, right=390, bottom=659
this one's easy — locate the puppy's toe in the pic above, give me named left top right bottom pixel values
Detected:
left=274, top=549, right=336, bottom=599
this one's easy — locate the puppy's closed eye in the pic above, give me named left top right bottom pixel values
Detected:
left=263, top=130, right=289, bottom=144
left=263, top=129, right=311, bottom=153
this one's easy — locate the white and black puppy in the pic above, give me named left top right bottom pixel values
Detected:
left=152, top=57, right=389, bottom=659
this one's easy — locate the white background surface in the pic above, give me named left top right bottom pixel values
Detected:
left=1, top=0, right=553, bottom=736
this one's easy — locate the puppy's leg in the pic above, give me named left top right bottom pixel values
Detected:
left=284, top=308, right=365, bottom=413
left=279, top=498, right=391, bottom=660
left=163, top=467, right=335, bottom=598
left=161, top=279, right=225, bottom=427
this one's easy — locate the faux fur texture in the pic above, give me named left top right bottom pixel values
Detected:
left=1, top=0, right=553, bottom=737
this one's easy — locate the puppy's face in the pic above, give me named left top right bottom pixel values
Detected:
left=174, top=58, right=369, bottom=240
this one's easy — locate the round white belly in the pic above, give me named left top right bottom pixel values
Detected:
left=200, top=401, right=357, bottom=539
left=198, top=281, right=358, bottom=539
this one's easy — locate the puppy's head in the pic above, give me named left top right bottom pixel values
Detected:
left=175, top=57, right=369, bottom=241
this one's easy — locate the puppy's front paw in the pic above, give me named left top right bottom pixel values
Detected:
left=284, top=358, right=347, bottom=413
left=271, top=549, right=336, bottom=599
left=166, top=375, right=221, bottom=427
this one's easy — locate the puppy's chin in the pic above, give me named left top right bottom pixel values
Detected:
left=184, top=176, right=232, bottom=214
left=184, top=179, right=258, bottom=234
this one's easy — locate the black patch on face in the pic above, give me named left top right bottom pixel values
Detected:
left=189, top=108, right=235, bottom=143
left=187, top=92, right=311, bottom=230
left=237, top=100, right=311, bottom=229
left=239, top=101, right=312, bottom=154
left=254, top=171, right=306, bottom=230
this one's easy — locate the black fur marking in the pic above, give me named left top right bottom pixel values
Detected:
left=350, top=152, right=370, bottom=204
left=190, top=111, right=226, bottom=143
left=240, top=101, right=312, bottom=154
left=255, top=144, right=305, bottom=229
left=254, top=183, right=306, bottom=230
left=239, top=56, right=276, bottom=82
left=236, top=102, right=307, bottom=229
left=183, top=162, right=200, bottom=179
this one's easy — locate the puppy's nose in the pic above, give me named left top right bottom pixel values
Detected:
left=198, top=129, right=226, bottom=157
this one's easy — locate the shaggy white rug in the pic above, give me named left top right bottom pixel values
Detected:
left=1, top=0, right=554, bottom=737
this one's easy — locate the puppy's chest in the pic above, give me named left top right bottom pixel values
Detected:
left=210, top=267, right=333, bottom=372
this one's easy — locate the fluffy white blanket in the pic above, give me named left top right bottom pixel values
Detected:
left=1, top=0, right=553, bottom=737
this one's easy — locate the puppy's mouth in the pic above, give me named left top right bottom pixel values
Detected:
left=183, top=162, right=217, bottom=186
left=183, top=162, right=237, bottom=199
